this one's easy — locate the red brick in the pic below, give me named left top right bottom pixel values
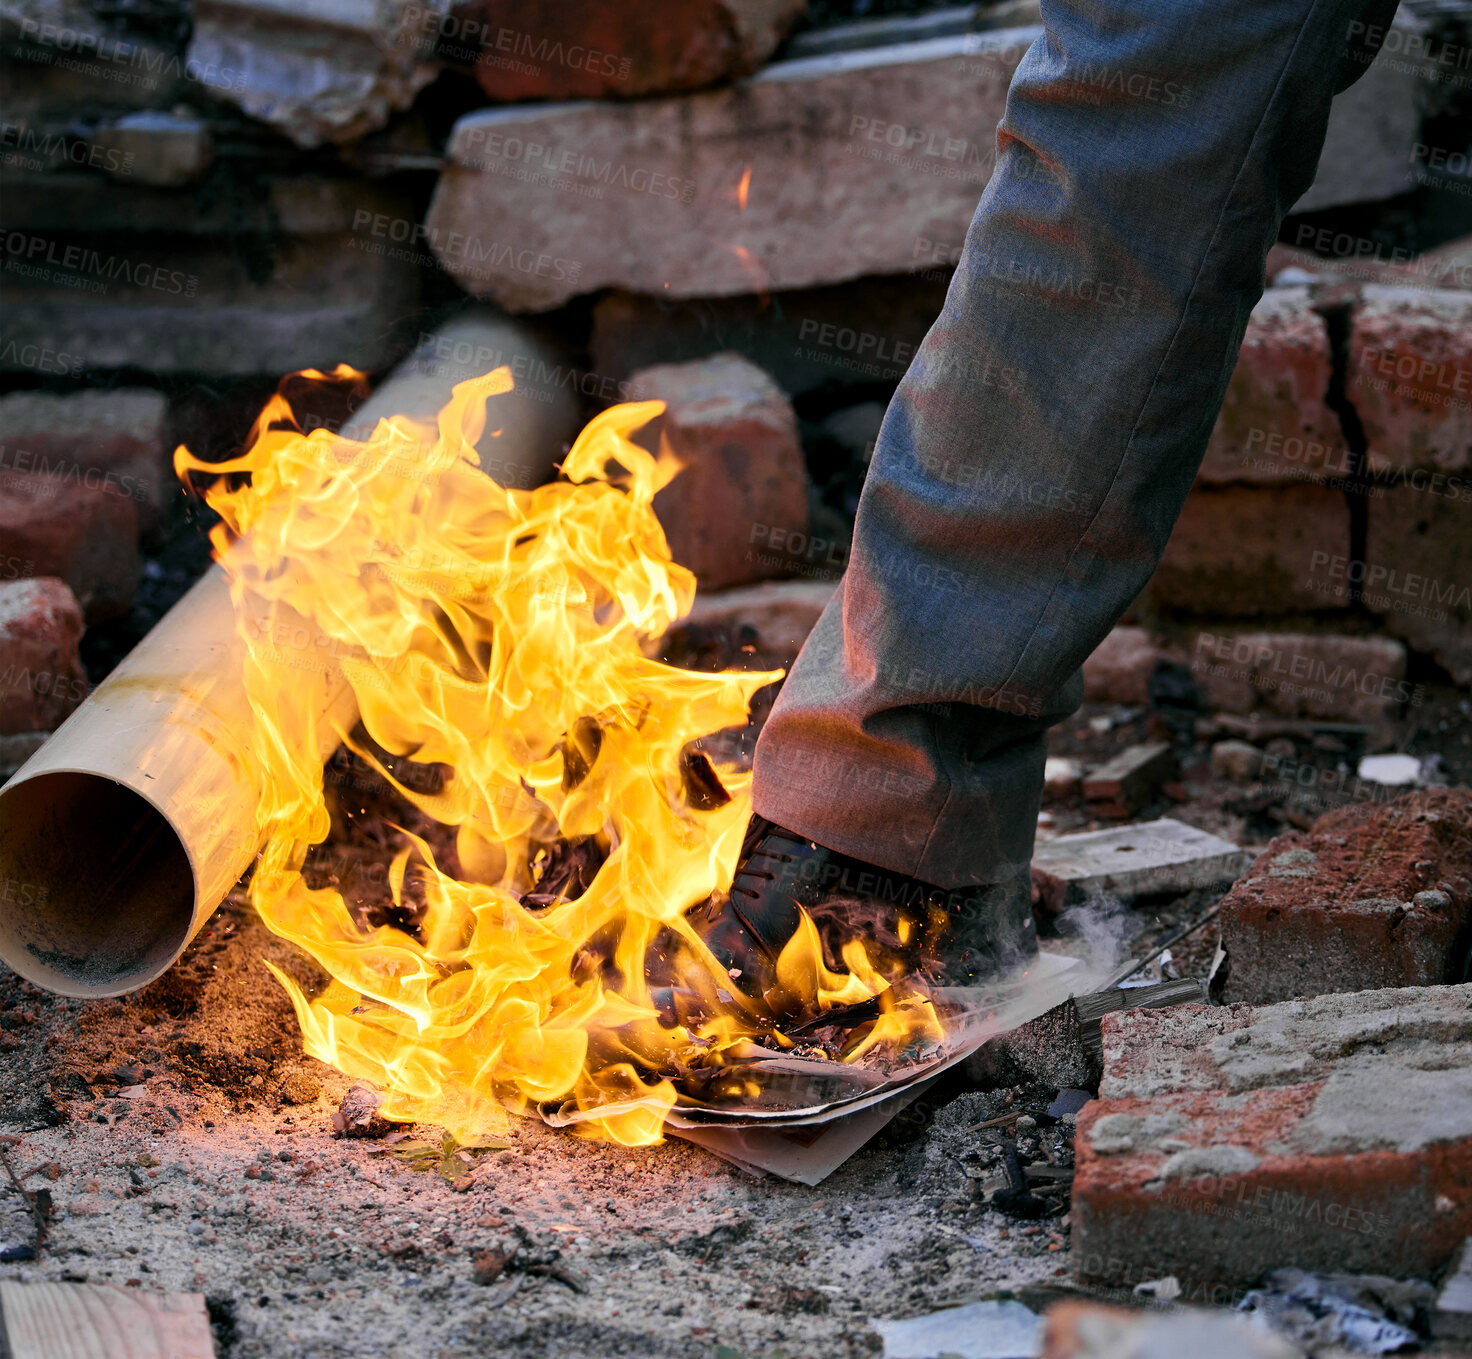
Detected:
left=0, top=473, right=140, bottom=622
left=1198, top=289, right=1342, bottom=487
left=1082, top=626, right=1177, bottom=705
left=1186, top=630, right=1409, bottom=725
left=0, top=388, right=170, bottom=537
left=1365, top=488, right=1472, bottom=686
left=1073, top=984, right=1472, bottom=1289
left=627, top=353, right=810, bottom=591
left=1219, top=788, right=1472, bottom=1003
left=1148, top=484, right=1351, bottom=617
left=0, top=577, right=87, bottom=734
left=445, top=0, right=802, bottom=102
left=1349, top=286, right=1472, bottom=475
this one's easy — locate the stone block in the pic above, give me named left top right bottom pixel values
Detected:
left=626, top=353, right=811, bottom=590
left=1148, top=484, right=1351, bottom=617
left=1348, top=286, right=1472, bottom=476
left=1219, top=787, right=1472, bottom=1003
left=425, top=27, right=1038, bottom=309
left=0, top=388, right=171, bottom=536
left=1197, top=289, right=1342, bottom=488
left=1073, top=983, right=1472, bottom=1288
left=0, top=473, right=139, bottom=622
left=91, top=111, right=213, bottom=187
left=1186, top=630, right=1410, bottom=725
left=1364, top=488, right=1472, bottom=685
left=590, top=273, right=952, bottom=398
left=0, top=169, right=409, bottom=238
left=1031, top=818, right=1250, bottom=917
left=185, top=0, right=439, bottom=148
left=0, top=232, right=420, bottom=377
left=438, top=0, right=804, bottom=101
left=0, top=576, right=87, bottom=733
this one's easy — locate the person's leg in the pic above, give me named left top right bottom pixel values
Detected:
left=752, top=0, right=1397, bottom=907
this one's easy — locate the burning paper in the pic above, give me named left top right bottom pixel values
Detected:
left=175, top=365, right=959, bottom=1147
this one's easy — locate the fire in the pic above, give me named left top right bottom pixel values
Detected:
left=174, top=365, right=942, bottom=1145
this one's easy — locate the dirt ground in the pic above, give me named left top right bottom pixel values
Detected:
left=0, top=883, right=1084, bottom=1359
left=3, top=691, right=1469, bottom=1358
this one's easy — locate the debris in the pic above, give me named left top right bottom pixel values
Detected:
left=1032, top=819, right=1250, bottom=917
left=1101, top=904, right=1222, bottom=988
left=1046, top=1089, right=1092, bottom=1120
left=1131, top=1277, right=1180, bottom=1302
left=1041, top=1300, right=1300, bottom=1359
left=870, top=1298, right=1042, bottom=1359
left=1237, top=1268, right=1429, bottom=1355
left=331, top=1085, right=391, bottom=1138
left=1433, top=1239, right=1472, bottom=1341
left=1219, top=787, right=1472, bottom=1002
left=1074, top=982, right=1472, bottom=1287
left=1356, top=753, right=1422, bottom=788
left=1210, top=739, right=1265, bottom=783
left=664, top=579, right=837, bottom=672
left=278, top=1070, right=321, bottom=1106
left=1043, top=758, right=1083, bottom=799
left=966, top=998, right=1092, bottom=1092
left=1083, top=743, right=1178, bottom=818
left=472, top=1244, right=518, bottom=1286
left=0, top=1280, right=214, bottom=1358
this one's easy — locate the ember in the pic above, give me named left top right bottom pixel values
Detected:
left=173, top=366, right=947, bottom=1146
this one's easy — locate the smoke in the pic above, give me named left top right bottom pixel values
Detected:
left=1052, top=891, right=1135, bottom=975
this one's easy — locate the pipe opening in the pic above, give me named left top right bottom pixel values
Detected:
left=0, top=771, right=195, bottom=997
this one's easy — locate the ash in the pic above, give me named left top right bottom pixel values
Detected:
left=0, top=890, right=1077, bottom=1359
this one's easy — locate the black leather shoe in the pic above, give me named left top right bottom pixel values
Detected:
left=689, top=814, right=1036, bottom=1012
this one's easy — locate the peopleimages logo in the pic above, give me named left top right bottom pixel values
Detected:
left=1309, top=551, right=1472, bottom=610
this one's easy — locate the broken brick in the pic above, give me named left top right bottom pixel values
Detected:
left=1219, top=787, right=1472, bottom=1003
left=1348, top=286, right=1472, bottom=476
left=1083, top=744, right=1177, bottom=819
left=1082, top=627, right=1174, bottom=706
left=1148, top=483, right=1350, bottom=617
left=1197, top=288, right=1342, bottom=489
left=0, top=577, right=87, bottom=734
left=1072, top=984, right=1472, bottom=1289
left=0, top=473, right=140, bottom=623
left=626, top=353, right=811, bottom=591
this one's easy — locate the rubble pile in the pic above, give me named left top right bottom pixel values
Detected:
left=2, top=0, right=1472, bottom=1353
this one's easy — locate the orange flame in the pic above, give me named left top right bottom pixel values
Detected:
left=736, top=165, right=751, bottom=212
left=174, top=366, right=941, bottom=1145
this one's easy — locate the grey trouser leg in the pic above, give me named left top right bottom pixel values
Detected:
left=753, top=0, right=1398, bottom=889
